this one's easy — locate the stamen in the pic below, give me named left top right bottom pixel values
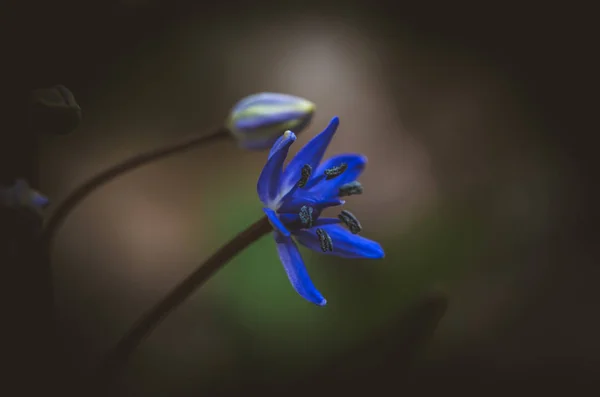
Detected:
left=338, top=210, right=362, bottom=234
left=299, top=205, right=314, bottom=228
left=316, top=228, right=333, bottom=252
left=339, top=181, right=363, bottom=197
left=324, top=163, right=348, bottom=180
left=297, top=164, right=312, bottom=188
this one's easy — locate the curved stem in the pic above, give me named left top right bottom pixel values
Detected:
left=100, top=215, right=272, bottom=383
left=41, top=127, right=230, bottom=254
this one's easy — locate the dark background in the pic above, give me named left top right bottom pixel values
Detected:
left=2, top=0, right=597, bottom=396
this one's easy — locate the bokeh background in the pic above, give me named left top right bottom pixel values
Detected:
left=3, top=0, right=597, bottom=395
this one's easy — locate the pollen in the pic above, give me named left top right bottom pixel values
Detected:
left=338, top=210, right=362, bottom=234
left=316, top=228, right=333, bottom=252
left=324, top=163, right=348, bottom=180
left=338, top=181, right=363, bottom=197
left=297, top=164, right=312, bottom=188
left=299, top=205, right=314, bottom=228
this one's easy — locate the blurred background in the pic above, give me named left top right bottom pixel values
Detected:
left=2, top=0, right=597, bottom=395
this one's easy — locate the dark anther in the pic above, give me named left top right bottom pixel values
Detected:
left=316, top=228, right=333, bottom=252
left=299, top=205, right=314, bottom=228
left=297, top=164, right=312, bottom=188
left=339, top=181, right=363, bottom=197
left=338, top=210, right=362, bottom=234
left=324, top=163, right=348, bottom=180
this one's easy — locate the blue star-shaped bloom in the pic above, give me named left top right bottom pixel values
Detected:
left=257, top=116, right=385, bottom=306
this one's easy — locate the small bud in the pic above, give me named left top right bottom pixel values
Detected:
left=226, top=92, right=315, bottom=150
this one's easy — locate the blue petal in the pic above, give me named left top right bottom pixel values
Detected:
left=265, top=111, right=313, bottom=159
left=315, top=153, right=366, bottom=179
left=257, top=131, right=296, bottom=205
left=269, top=132, right=292, bottom=159
left=279, top=116, right=340, bottom=195
left=278, top=196, right=344, bottom=214
left=313, top=217, right=343, bottom=226
left=305, top=154, right=367, bottom=197
left=263, top=208, right=290, bottom=237
left=293, top=224, right=384, bottom=259
left=278, top=213, right=341, bottom=228
left=273, top=231, right=327, bottom=306
left=278, top=213, right=299, bottom=225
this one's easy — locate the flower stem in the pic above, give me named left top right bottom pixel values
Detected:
left=99, top=215, right=272, bottom=385
left=41, top=127, right=230, bottom=254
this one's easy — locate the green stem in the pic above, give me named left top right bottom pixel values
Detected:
left=99, top=215, right=272, bottom=384
left=41, top=127, right=230, bottom=254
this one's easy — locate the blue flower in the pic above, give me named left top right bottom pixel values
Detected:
left=257, top=116, right=385, bottom=306
left=227, top=93, right=315, bottom=151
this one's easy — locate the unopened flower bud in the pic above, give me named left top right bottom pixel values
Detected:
left=226, top=92, right=315, bottom=150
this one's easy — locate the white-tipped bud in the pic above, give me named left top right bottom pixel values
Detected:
left=226, top=92, right=315, bottom=151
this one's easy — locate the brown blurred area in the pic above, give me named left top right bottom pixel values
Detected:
left=2, top=0, right=597, bottom=396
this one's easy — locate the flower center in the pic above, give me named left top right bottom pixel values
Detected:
left=276, top=161, right=360, bottom=233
